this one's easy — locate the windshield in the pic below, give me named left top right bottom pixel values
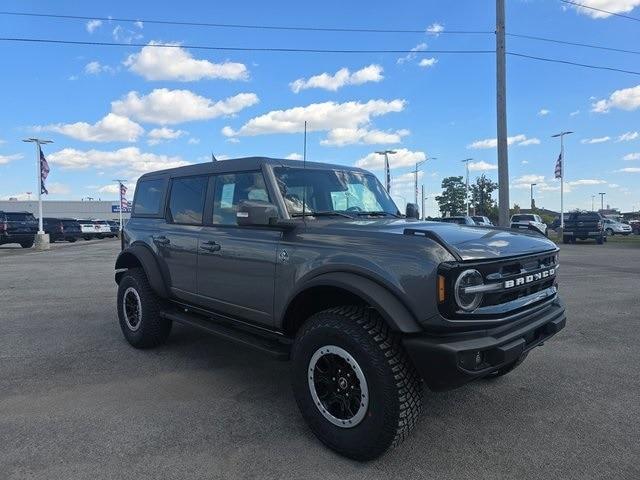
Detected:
left=274, top=167, right=399, bottom=216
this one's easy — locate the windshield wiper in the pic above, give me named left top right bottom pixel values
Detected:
left=356, top=211, right=400, bottom=218
left=292, top=211, right=354, bottom=219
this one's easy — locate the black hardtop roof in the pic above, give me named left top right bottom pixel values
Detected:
left=138, top=157, right=369, bottom=180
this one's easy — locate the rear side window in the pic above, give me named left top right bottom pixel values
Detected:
left=212, top=172, right=270, bottom=225
left=133, top=179, right=165, bottom=215
left=6, top=212, right=36, bottom=221
left=167, top=176, right=208, bottom=225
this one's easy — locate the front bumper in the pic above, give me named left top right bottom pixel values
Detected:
left=403, top=298, right=566, bottom=391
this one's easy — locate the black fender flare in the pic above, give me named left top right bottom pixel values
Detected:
left=114, top=244, right=169, bottom=298
left=286, top=271, right=423, bottom=334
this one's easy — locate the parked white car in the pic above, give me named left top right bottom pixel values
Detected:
left=472, top=215, right=493, bottom=226
left=603, top=218, right=632, bottom=236
left=77, top=219, right=99, bottom=240
left=510, top=214, right=548, bottom=236
left=92, top=220, right=114, bottom=238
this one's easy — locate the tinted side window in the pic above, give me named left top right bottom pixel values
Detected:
left=133, top=179, right=165, bottom=215
left=577, top=213, right=598, bottom=221
left=167, top=176, right=208, bottom=225
left=212, top=172, right=270, bottom=225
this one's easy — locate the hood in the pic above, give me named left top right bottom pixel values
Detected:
left=319, top=218, right=557, bottom=261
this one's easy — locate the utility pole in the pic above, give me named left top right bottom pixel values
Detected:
left=598, top=192, right=606, bottom=211
left=376, top=150, right=396, bottom=194
left=496, top=0, right=509, bottom=226
left=552, top=131, right=573, bottom=229
left=113, top=179, right=127, bottom=232
left=461, top=158, right=472, bottom=215
left=530, top=183, right=537, bottom=210
left=421, top=184, right=425, bottom=220
left=591, top=195, right=595, bottom=211
left=22, top=137, right=53, bottom=250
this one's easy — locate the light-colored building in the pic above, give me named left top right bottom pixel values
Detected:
left=0, top=200, right=131, bottom=221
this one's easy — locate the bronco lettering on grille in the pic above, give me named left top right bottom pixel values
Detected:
left=503, top=268, right=555, bottom=289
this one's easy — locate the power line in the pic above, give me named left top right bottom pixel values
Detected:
left=0, top=36, right=638, bottom=76
left=507, top=51, right=640, bottom=76
left=558, top=0, right=640, bottom=22
left=0, top=37, right=494, bottom=54
left=507, top=32, right=640, bottom=55
left=0, top=11, right=493, bottom=35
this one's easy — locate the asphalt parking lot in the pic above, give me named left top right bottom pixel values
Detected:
left=1, top=240, right=639, bottom=480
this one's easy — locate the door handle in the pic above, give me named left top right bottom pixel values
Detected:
left=152, top=235, right=170, bottom=246
left=200, top=240, right=221, bottom=252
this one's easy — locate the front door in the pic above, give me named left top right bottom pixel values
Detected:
left=197, top=171, right=280, bottom=327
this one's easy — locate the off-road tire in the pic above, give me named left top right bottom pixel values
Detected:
left=291, top=306, right=423, bottom=461
left=483, top=353, right=528, bottom=380
left=20, top=240, right=34, bottom=248
left=117, top=268, right=171, bottom=349
left=596, top=235, right=604, bottom=245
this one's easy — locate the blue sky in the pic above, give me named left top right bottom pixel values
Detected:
left=1, top=0, right=639, bottom=214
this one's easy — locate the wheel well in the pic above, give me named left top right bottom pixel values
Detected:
left=282, top=286, right=368, bottom=337
left=115, top=252, right=143, bottom=284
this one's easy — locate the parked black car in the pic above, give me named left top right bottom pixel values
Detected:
left=107, top=220, right=120, bottom=235
left=562, top=211, right=605, bottom=244
left=0, top=211, right=37, bottom=248
left=42, top=217, right=82, bottom=242
left=114, top=157, right=566, bottom=460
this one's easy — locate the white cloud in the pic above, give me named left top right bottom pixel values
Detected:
left=84, top=61, right=116, bottom=75
left=320, top=128, right=409, bottom=146
left=569, top=0, right=640, bottom=19
left=623, top=152, right=640, bottom=160
left=285, top=153, right=303, bottom=160
left=592, top=84, right=640, bottom=113
left=570, top=109, right=580, bottom=116
left=514, top=174, right=546, bottom=184
left=290, top=64, right=383, bottom=93
left=222, top=99, right=405, bottom=139
left=96, top=182, right=135, bottom=194
left=147, top=127, right=187, bottom=145
left=617, top=167, right=640, bottom=173
left=86, top=20, right=102, bottom=33
left=418, top=58, right=438, bottom=68
left=617, top=131, right=639, bottom=142
left=538, top=109, right=550, bottom=116
left=39, top=113, right=144, bottom=142
left=46, top=182, right=71, bottom=195
left=0, top=153, right=22, bottom=165
left=188, top=137, right=200, bottom=144
left=124, top=42, right=249, bottom=81
left=47, top=147, right=190, bottom=174
left=112, top=25, right=143, bottom=44
left=521, top=160, right=529, bottom=165
left=426, top=23, right=445, bottom=34
left=397, top=43, right=427, bottom=64
left=134, top=21, right=144, bottom=29
left=608, top=183, right=620, bottom=188
left=468, top=134, right=540, bottom=149
left=512, top=175, right=567, bottom=193
left=469, top=161, right=497, bottom=171
left=355, top=148, right=426, bottom=170
left=581, top=136, right=611, bottom=144
left=112, top=89, right=259, bottom=125
left=566, top=179, right=606, bottom=186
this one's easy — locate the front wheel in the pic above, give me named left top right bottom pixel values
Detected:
left=20, top=240, right=34, bottom=248
left=606, top=228, right=614, bottom=236
left=291, top=306, right=423, bottom=461
left=116, top=268, right=171, bottom=349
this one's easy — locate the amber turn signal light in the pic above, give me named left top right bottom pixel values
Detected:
left=438, top=275, right=446, bottom=303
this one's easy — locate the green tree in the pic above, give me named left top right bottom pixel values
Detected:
left=470, top=174, right=498, bottom=216
left=435, top=176, right=466, bottom=216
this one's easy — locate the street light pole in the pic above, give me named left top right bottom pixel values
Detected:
left=598, top=192, right=606, bottom=211
left=591, top=195, right=595, bottom=211
left=496, top=0, right=510, bottom=226
left=375, top=150, right=396, bottom=194
left=461, top=158, right=472, bottom=215
left=530, top=183, right=537, bottom=210
left=551, top=131, right=573, bottom=229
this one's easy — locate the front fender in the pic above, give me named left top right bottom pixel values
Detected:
left=286, top=271, right=423, bottom=333
left=115, top=244, right=169, bottom=298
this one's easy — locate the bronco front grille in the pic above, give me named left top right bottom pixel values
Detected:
left=438, top=250, right=559, bottom=320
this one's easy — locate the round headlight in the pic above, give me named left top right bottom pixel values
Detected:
left=454, top=269, right=484, bottom=312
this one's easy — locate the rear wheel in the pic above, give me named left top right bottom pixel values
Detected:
left=606, top=228, right=614, bottom=236
left=117, top=268, right=171, bottom=349
left=596, top=235, right=604, bottom=245
left=20, top=240, right=34, bottom=248
left=291, top=306, right=422, bottom=461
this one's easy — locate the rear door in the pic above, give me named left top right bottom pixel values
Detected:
left=196, top=170, right=280, bottom=326
left=156, top=175, right=209, bottom=299
left=5, top=212, right=37, bottom=235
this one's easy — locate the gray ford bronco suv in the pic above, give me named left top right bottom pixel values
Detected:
left=115, top=157, right=566, bottom=460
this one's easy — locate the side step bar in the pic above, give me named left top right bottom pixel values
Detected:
left=160, top=309, right=291, bottom=360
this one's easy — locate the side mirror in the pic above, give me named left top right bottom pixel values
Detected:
left=237, top=200, right=279, bottom=227
left=405, top=203, right=420, bottom=219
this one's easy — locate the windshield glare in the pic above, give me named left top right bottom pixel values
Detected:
left=274, top=167, right=399, bottom=216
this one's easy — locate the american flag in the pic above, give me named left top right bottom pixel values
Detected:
left=385, top=155, right=391, bottom=193
left=39, top=147, right=50, bottom=195
left=554, top=151, right=563, bottom=179
left=120, top=183, right=128, bottom=211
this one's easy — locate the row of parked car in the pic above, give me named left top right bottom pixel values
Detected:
left=0, top=211, right=120, bottom=248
